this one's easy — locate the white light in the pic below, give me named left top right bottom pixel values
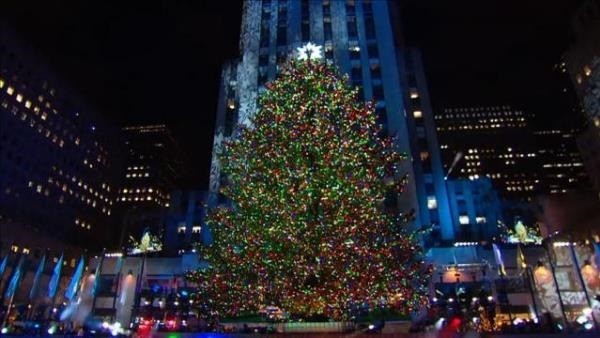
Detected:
left=576, top=315, right=589, bottom=324
left=368, top=324, right=375, bottom=330
left=297, top=42, right=323, bottom=61
left=432, top=297, right=438, bottom=302
left=448, top=298, right=454, bottom=302
left=472, top=297, right=478, bottom=302
left=584, top=323, right=594, bottom=330
left=102, top=321, right=110, bottom=329
left=1, top=328, right=8, bottom=334
left=487, top=296, right=493, bottom=301
left=583, top=307, right=592, bottom=316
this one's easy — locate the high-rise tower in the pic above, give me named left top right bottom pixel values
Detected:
left=209, top=0, right=454, bottom=243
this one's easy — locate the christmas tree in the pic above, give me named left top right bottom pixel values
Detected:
left=187, top=49, right=430, bottom=320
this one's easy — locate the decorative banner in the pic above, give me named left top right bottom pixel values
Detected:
left=533, top=264, right=562, bottom=319
left=492, top=244, right=506, bottom=276
left=0, top=255, right=7, bottom=277
left=29, top=254, right=46, bottom=300
left=65, top=256, right=84, bottom=301
left=48, top=254, right=64, bottom=298
left=5, top=255, right=25, bottom=299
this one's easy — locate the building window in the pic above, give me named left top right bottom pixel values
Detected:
left=192, top=225, right=201, bottom=234
left=413, top=110, right=422, bottom=118
left=0, top=78, right=4, bottom=88
left=427, top=196, right=437, bottom=209
left=475, top=216, right=486, bottom=224
left=6, top=86, right=14, bottom=95
left=177, top=224, right=186, bottom=234
left=459, top=215, right=470, bottom=225
left=420, top=151, right=430, bottom=161
left=409, top=88, right=419, bottom=99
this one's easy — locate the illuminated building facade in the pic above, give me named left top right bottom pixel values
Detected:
left=564, top=0, right=600, bottom=192
left=209, top=0, right=455, bottom=243
left=436, top=106, right=586, bottom=200
left=0, top=24, right=121, bottom=250
left=445, top=178, right=502, bottom=242
left=164, top=190, right=210, bottom=255
left=118, top=124, right=185, bottom=242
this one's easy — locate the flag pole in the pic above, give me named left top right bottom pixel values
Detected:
left=2, top=254, right=24, bottom=329
left=91, top=249, right=106, bottom=318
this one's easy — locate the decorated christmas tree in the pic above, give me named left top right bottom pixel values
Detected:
left=187, top=45, right=430, bottom=320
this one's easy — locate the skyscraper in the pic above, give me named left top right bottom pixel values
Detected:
left=209, top=0, right=454, bottom=243
left=564, top=0, right=600, bottom=192
left=435, top=106, right=587, bottom=200
left=0, top=24, right=121, bottom=251
left=117, top=124, right=185, bottom=244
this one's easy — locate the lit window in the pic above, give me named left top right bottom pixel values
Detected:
left=22, top=248, right=30, bottom=254
left=11, top=245, right=19, bottom=253
left=16, top=94, right=23, bottom=102
left=192, top=225, right=201, bottom=233
left=178, top=224, right=187, bottom=234
left=459, top=215, right=469, bottom=225
left=413, top=110, right=422, bottom=118
left=409, top=88, right=419, bottom=99
left=41, top=112, right=47, bottom=120
left=0, top=78, right=4, bottom=88
left=420, top=151, right=429, bottom=161
left=6, top=86, right=14, bottom=95
left=227, top=99, right=236, bottom=109
left=584, top=65, right=592, bottom=76
left=475, top=216, right=486, bottom=224
left=427, top=196, right=437, bottom=209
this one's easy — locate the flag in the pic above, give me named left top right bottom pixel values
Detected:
left=92, top=258, right=103, bottom=297
left=29, top=254, right=46, bottom=300
left=594, top=241, right=600, bottom=270
left=114, top=255, right=123, bottom=275
left=492, top=243, right=506, bottom=276
left=0, top=255, right=7, bottom=277
left=517, top=244, right=527, bottom=275
left=65, top=256, right=84, bottom=301
left=5, top=255, right=25, bottom=299
left=48, top=254, right=64, bottom=298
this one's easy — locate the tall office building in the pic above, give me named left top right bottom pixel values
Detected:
left=208, top=0, right=455, bottom=243
left=117, top=124, right=185, bottom=243
left=436, top=106, right=587, bottom=200
left=564, top=0, right=600, bottom=191
left=0, top=24, right=121, bottom=251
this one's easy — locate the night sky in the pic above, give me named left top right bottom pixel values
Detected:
left=1, top=0, right=584, bottom=188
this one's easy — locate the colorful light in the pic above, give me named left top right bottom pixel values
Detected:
left=187, top=58, right=430, bottom=320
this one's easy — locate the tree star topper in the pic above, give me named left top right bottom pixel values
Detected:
left=296, top=42, right=323, bottom=61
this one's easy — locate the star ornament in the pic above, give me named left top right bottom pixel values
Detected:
left=296, top=42, right=323, bottom=61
